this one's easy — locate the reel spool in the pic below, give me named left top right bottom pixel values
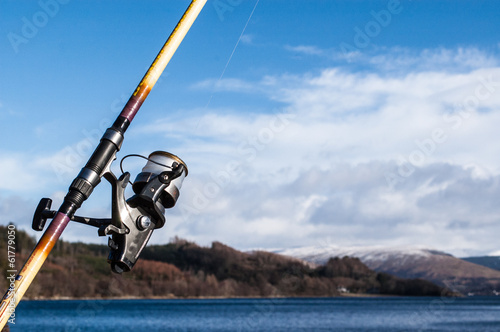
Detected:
left=132, top=151, right=188, bottom=209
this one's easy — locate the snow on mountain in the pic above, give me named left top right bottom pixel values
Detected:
left=276, top=245, right=446, bottom=267
left=276, top=245, right=500, bottom=295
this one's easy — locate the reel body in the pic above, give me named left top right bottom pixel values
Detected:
left=32, top=151, right=188, bottom=273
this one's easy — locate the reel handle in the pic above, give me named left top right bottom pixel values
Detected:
left=32, top=198, right=53, bottom=231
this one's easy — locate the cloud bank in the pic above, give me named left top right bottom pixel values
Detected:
left=2, top=47, right=500, bottom=257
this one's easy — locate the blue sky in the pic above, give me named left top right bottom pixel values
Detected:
left=1, top=0, right=500, bottom=257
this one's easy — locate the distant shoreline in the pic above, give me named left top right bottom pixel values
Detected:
left=23, top=293, right=450, bottom=301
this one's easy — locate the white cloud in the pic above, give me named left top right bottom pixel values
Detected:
left=154, top=161, right=500, bottom=257
left=240, top=34, right=254, bottom=45
left=183, top=63, right=500, bottom=172
left=191, top=78, right=257, bottom=93
left=368, top=47, right=499, bottom=72
left=3, top=46, right=500, bottom=257
left=489, top=250, right=500, bottom=256
left=139, top=47, right=500, bottom=256
left=285, top=44, right=325, bottom=56
left=0, top=136, right=113, bottom=232
left=286, top=44, right=499, bottom=73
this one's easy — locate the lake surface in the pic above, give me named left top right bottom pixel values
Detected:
left=9, top=296, right=500, bottom=331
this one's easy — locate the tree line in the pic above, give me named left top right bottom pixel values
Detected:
left=0, top=226, right=458, bottom=299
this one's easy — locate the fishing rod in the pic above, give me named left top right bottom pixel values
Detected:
left=0, top=0, right=206, bottom=328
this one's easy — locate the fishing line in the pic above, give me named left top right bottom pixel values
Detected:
left=214, top=0, right=260, bottom=93
left=202, top=0, right=260, bottom=111
left=120, top=154, right=175, bottom=185
left=120, top=154, right=174, bottom=175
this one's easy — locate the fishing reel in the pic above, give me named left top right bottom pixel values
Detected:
left=32, top=151, right=188, bottom=273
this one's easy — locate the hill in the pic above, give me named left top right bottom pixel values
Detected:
left=0, top=226, right=455, bottom=299
left=462, top=256, right=500, bottom=272
left=278, top=245, right=500, bottom=295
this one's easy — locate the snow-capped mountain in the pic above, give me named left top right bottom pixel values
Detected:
left=276, top=245, right=500, bottom=295
left=277, top=245, right=443, bottom=266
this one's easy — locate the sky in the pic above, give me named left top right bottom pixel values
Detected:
left=1, top=0, right=500, bottom=257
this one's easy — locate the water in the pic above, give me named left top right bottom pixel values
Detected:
left=9, top=296, right=500, bottom=331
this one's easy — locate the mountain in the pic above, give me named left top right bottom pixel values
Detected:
left=139, top=239, right=457, bottom=297
left=462, top=256, right=500, bottom=272
left=278, top=246, right=500, bottom=295
left=0, top=226, right=455, bottom=299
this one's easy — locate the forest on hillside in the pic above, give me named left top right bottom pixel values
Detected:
left=0, top=225, right=457, bottom=299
